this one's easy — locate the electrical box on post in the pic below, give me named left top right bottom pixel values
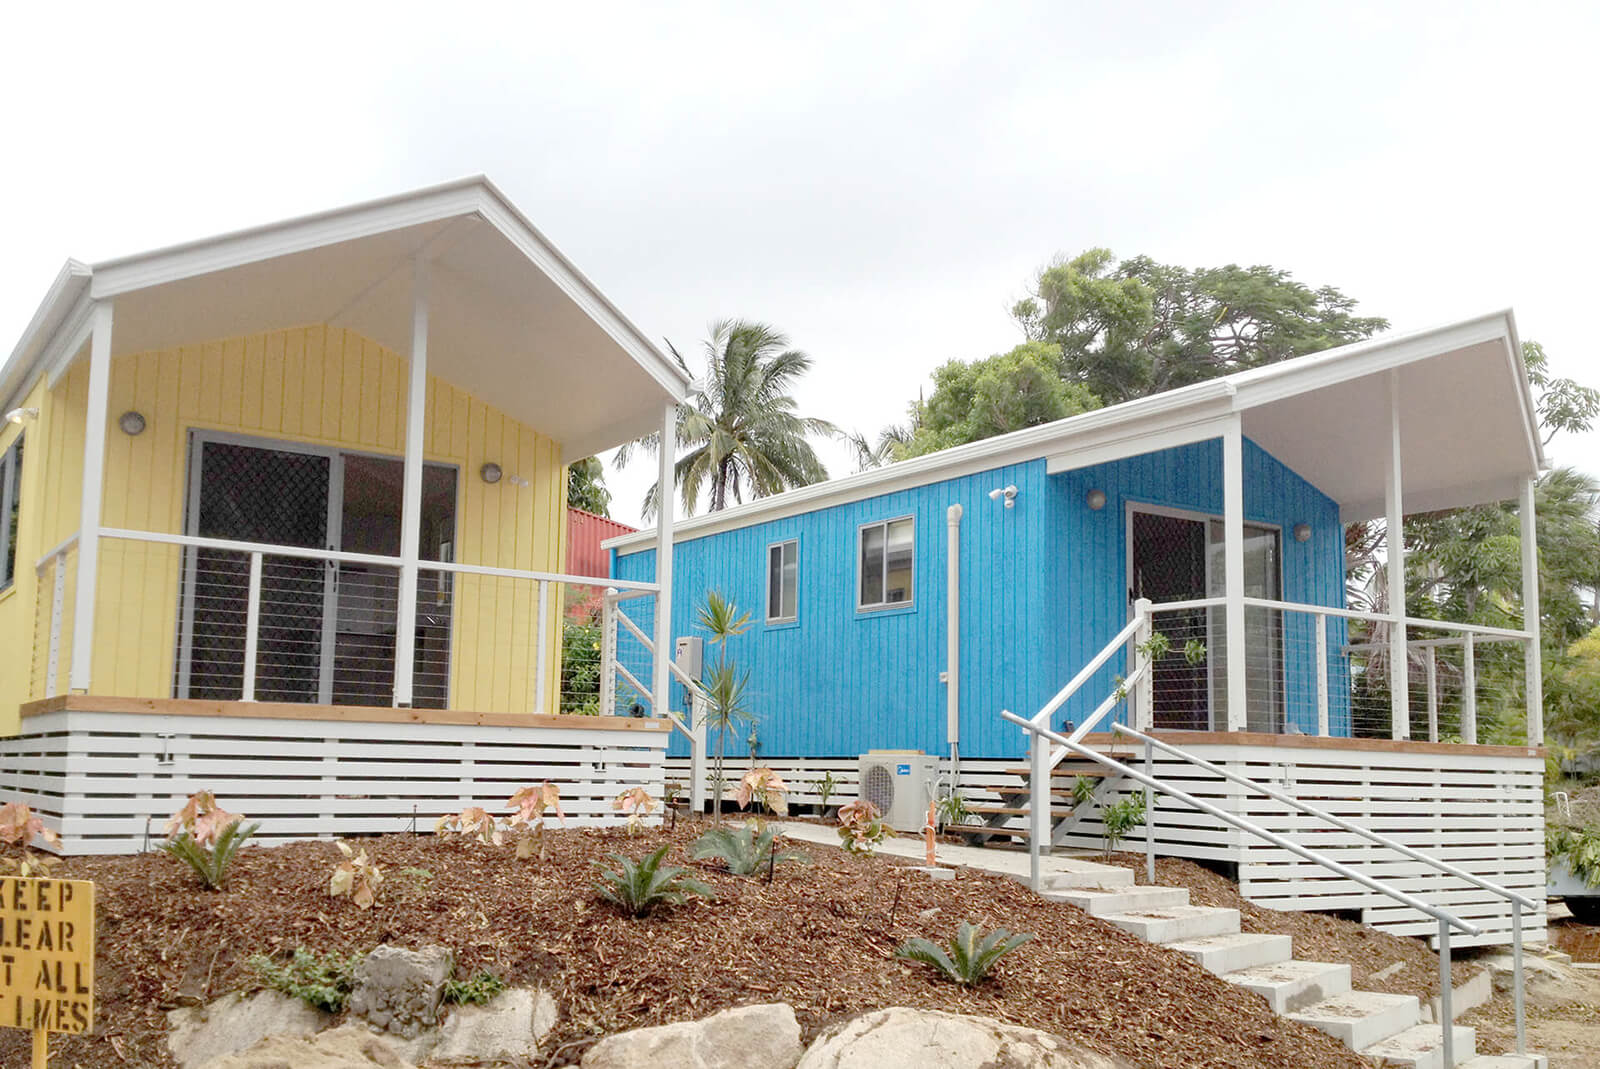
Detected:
left=674, top=636, right=703, bottom=681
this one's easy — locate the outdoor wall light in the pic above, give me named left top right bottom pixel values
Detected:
left=4, top=407, right=39, bottom=426
left=508, top=474, right=531, bottom=488
left=1086, top=489, right=1107, bottom=511
left=1293, top=522, right=1313, bottom=543
left=479, top=462, right=503, bottom=484
left=988, top=484, right=1018, bottom=509
left=118, top=410, right=147, bottom=436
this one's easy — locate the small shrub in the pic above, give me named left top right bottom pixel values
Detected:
left=935, top=792, right=973, bottom=830
left=613, top=787, right=658, bottom=834
left=1101, top=793, right=1147, bottom=857
left=595, top=843, right=713, bottom=917
left=812, top=769, right=840, bottom=811
left=329, top=841, right=383, bottom=910
left=691, top=820, right=807, bottom=876
left=736, top=767, right=788, bottom=816
left=158, top=791, right=258, bottom=889
left=837, top=799, right=891, bottom=854
left=0, top=802, right=61, bottom=877
left=506, top=783, right=565, bottom=859
left=435, top=806, right=502, bottom=846
left=1549, top=822, right=1600, bottom=888
left=895, top=920, right=1033, bottom=986
left=1070, top=775, right=1098, bottom=809
left=249, top=947, right=360, bottom=1012
left=443, top=970, right=507, bottom=1006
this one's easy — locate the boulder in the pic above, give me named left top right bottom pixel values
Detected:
left=796, top=1008, right=1130, bottom=1069
left=197, top=1023, right=416, bottom=1069
left=433, top=987, right=558, bottom=1062
left=348, top=945, right=454, bottom=1039
left=581, top=1003, right=803, bottom=1069
left=167, top=990, right=332, bottom=1069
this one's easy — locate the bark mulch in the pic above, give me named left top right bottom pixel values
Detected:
left=1, top=823, right=1377, bottom=1069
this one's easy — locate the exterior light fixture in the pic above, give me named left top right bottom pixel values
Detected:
left=1086, top=489, right=1107, bottom=511
left=4, top=407, right=39, bottom=426
left=988, top=485, right=1018, bottom=509
left=1293, top=522, right=1312, bottom=543
left=118, top=410, right=147, bottom=436
left=479, top=462, right=503, bottom=484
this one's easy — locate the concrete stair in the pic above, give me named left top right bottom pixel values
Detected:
left=1038, top=862, right=1526, bottom=1068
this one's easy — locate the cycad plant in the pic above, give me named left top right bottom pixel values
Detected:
left=594, top=844, right=713, bottom=918
left=895, top=920, right=1034, bottom=987
left=690, top=821, right=807, bottom=877
left=158, top=791, right=259, bottom=890
left=697, top=590, right=754, bottom=818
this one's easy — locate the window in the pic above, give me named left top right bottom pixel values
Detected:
left=858, top=517, right=913, bottom=610
left=0, top=434, right=22, bottom=592
left=766, top=539, right=798, bottom=623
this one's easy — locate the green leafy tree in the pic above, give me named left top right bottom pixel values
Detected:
left=887, top=342, right=1099, bottom=459
left=566, top=456, right=612, bottom=516
left=1012, top=248, right=1388, bottom=404
left=697, top=590, right=754, bottom=818
left=618, top=320, right=838, bottom=518
left=1554, top=627, right=1600, bottom=747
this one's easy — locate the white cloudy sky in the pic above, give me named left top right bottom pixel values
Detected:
left=3, top=2, right=1596, bottom=527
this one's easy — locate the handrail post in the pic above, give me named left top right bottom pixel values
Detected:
left=1512, top=898, right=1526, bottom=1055
left=1461, top=633, right=1477, bottom=744
left=1132, top=598, right=1153, bottom=731
left=1315, top=612, right=1330, bottom=736
left=1029, top=717, right=1046, bottom=892
left=241, top=552, right=262, bottom=702
left=1144, top=738, right=1155, bottom=884
left=1438, top=917, right=1453, bottom=1069
left=1425, top=646, right=1438, bottom=743
left=534, top=579, right=550, bottom=714
left=600, top=589, right=618, bottom=717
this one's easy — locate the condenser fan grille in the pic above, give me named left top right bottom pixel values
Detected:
left=861, top=763, right=896, bottom=812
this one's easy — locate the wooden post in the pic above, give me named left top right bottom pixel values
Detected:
left=31, top=1028, right=46, bottom=1069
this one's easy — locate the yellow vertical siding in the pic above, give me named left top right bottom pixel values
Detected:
left=9, top=324, right=568, bottom=725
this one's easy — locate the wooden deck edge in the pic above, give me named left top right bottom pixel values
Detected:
left=1077, top=729, right=1543, bottom=760
left=18, top=695, right=671, bottom=733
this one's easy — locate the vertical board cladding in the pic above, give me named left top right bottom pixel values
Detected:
left=26, top=324, right=566, bottom=717
left=0, top=380, right=53, bottom=735
left=616, top=436, right=1346, bottom=761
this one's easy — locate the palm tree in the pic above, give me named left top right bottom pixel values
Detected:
left=696, top=590, right=753, bottom=819
left=618, top=320, right=838, bottom=518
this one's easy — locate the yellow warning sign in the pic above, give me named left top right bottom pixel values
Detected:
left=0, top=878, right=94, bottom=1035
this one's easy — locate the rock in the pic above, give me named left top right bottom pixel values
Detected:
left=433, top=988, right=558, bottom=1061
left=168, top=990, right=333, bottom=1069
left=348, top=945, right=454, bottom=1039
left=582, top=1003, right=803, bottom=1069
left=795, top=1008, right=1130, bottom=1069
left=198, top=1024, right=416, bottom=1069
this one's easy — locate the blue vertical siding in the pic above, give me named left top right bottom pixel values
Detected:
left=615, top=437, right=1347, bottom=760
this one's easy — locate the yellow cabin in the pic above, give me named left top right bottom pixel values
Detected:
left=0, top=179, right=691, bottom=848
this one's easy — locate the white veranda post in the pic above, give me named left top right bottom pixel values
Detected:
left=394, top=255, right=429, bottom=707
left=1522, top=477, right=1543, bottom=745
left=652, top=401, right=677, bottom=719
left=1386, top=370, right=1409, bottom=739
left=69, top=302, right=114, bottom=692
left=1222, top=418, right=1247, bottom=731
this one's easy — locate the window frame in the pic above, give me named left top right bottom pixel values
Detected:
left=765, top=537, right=799, bottom=625
left=0, top=432, right=22, bottom=594
left=856, top=515, right=915, bottom=612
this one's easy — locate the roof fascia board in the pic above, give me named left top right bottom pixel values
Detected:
left=1497, top=309, right=1545, bottom=472
left=1341, top=474, right=1528, bottom=524
left=42, top=293, right=98, bottom=389
left=1045, top=413, right=1236, bottom=475
left=88, top=182, right=485, bottom=299
left=1, top=261, right=91, bottom=411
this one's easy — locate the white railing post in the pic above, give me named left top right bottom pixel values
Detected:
left=1425, top=646, right=1438, bottom=743
left=534, top=579, right=550, bottom=714
left=689, top=688, right=708, bottom=813
left=1461, top=633, right=1477, bottom=745
left=1521, top=478, right=1543, bottom=745
left=1512, top=897, right=1526, bottom=1055
left=1314, top=612, right=1330, bottom=737
left=1222, top=419, right=1248, bottom=731
left=1132, top=597, right=1153, bottom=731
left=241, top=552, right=262, bottom=701
left=1438, top=917, right=1454, bottom=1069
left=1028, top=717, right=1047, bottom=891
left=394, top=254, right=429, bottom=708
left=600, top=589, right=618, bottom=717
left=1144, top=738, right=1155, bottom=884
left=47, top=553, right=66, bottom=697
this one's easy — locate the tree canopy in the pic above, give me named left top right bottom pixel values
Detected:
left=566, top=456, right=612, bottom=516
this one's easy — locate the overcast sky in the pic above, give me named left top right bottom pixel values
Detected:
left=3, top=2, right=1596, bottom=528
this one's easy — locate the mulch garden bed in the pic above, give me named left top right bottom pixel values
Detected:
left=3, top=822, right=1398, bottom=1069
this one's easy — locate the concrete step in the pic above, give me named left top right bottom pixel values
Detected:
left=1359, top=1023, right=1476, bottom=1069
left=1044, top=885, right=1189, bottom=916
left=1167, top=932, right=1294, bottom=976
left=1458, top=1056, right=1547, bottom=1069
left=1101, top=905, right=1240, bottom=943
left=1287, top=989, right=1420, bottom=1050
left=1222, top=958, right=1349, bottom=1011
left=1035, top=863, right=1135, bottom=892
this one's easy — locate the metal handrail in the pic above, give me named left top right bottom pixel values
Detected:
left=1237, top=594, right=1533, bottom=642
left=1111, top=721, right=1531, bottom=1054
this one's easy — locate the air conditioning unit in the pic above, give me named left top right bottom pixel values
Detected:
left=856, top=751, right=941, bottom=832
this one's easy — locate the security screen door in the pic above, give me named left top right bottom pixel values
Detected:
left=176, top=433, right=456, bottom=707
left=1129, top=508, right=1283, bottom=732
